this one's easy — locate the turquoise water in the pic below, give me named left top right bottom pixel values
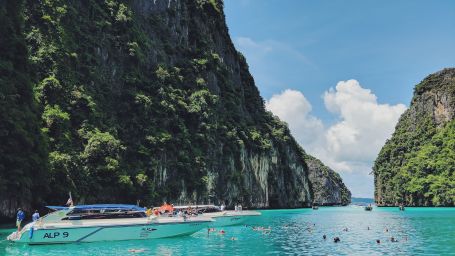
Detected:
left=1, top=206, right=454, bottom=255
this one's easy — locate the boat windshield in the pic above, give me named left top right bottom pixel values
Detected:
left=60, top=205, right=147, bottom=220
left=62, top=209, right=146, bottom=220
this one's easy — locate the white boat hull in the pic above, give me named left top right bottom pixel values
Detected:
left=8, top=218, right=210, bottom=244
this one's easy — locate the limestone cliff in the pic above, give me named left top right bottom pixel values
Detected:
left=374, top=68, right=455, bottom=206
left=305, top=155, right=351, bottom=206
left=0, top=0, right=350, bottom=219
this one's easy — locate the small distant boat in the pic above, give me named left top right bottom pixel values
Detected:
left=7, top=204, right=213, bottom=245
left=399, top=205, right=405, bottom=211
left=312, top=205, right=319, bottom=210
left=364, top=205, right=373, bottom=211
left=173, top=205, right=261, bottom=227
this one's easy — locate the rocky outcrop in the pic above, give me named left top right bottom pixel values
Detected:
left=374, top=68, right=455, bottom=206
left=306, top=155, right=351, bottom=206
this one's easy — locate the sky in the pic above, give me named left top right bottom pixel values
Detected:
left=223, top=0, right=455, bottom=197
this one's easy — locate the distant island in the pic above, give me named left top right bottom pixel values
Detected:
left=374, top=69, right=455, bottom=207
left=350, top=198, right=375, bottom=206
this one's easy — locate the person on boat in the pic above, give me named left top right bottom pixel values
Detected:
left=159, top=202, right=174, bottom=215
left=32, top=210, right=40, bottom=222
left=16, top=208, right=25, bottom=232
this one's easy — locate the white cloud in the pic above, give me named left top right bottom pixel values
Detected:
left=266, top=80, right=407, bottom=177
left=323, top=80, right=407, bottom=165
left=265, top=90, right=324, bottom=148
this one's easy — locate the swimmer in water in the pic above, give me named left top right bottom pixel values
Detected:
left=385, top=228, right=389, bottom=232
left=207, top=227, right=216, bottom=237
left=323, top=234, right=327, bottom=240
left=367, top=226, right=370, bottom=230
left=333, top=237, right=340, bottom=243
left=376, top=239, right=381, bottom=244
left=230, top=237, right=237, bottom=241
left=128, top=249, right=146, bottom=253
left=390, top=237, right=398, bottom=242
left=219, top=230, right=226, bottom=235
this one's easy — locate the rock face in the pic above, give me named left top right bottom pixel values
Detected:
left=374, top=68, right=455, bottom=206
left=306, top=155, right=351, bottom=206
left=0, top=0, right=350, bottom=219
left=0, top=1, right=48, bottom=222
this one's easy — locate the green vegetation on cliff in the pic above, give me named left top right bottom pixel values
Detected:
left=20, top=0, right=280, bottom=205
left=374, top=69, right=455, bottom=206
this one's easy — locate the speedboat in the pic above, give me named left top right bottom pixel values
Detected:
left=365, top=205, right=373, bottom=211
left=173, top=205, right=261, bottom=227
left=7, top=204, right=213, bottom=245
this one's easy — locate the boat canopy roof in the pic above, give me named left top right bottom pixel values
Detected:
left=46, top=204, right=145, bottom=212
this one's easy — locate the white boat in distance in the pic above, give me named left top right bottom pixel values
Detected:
left=7, top=204, right=212, bottom=245
left=173, top=205, right=261, bottom=227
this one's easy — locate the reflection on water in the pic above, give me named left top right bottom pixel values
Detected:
left=1, top=206, right=454, bottom=255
